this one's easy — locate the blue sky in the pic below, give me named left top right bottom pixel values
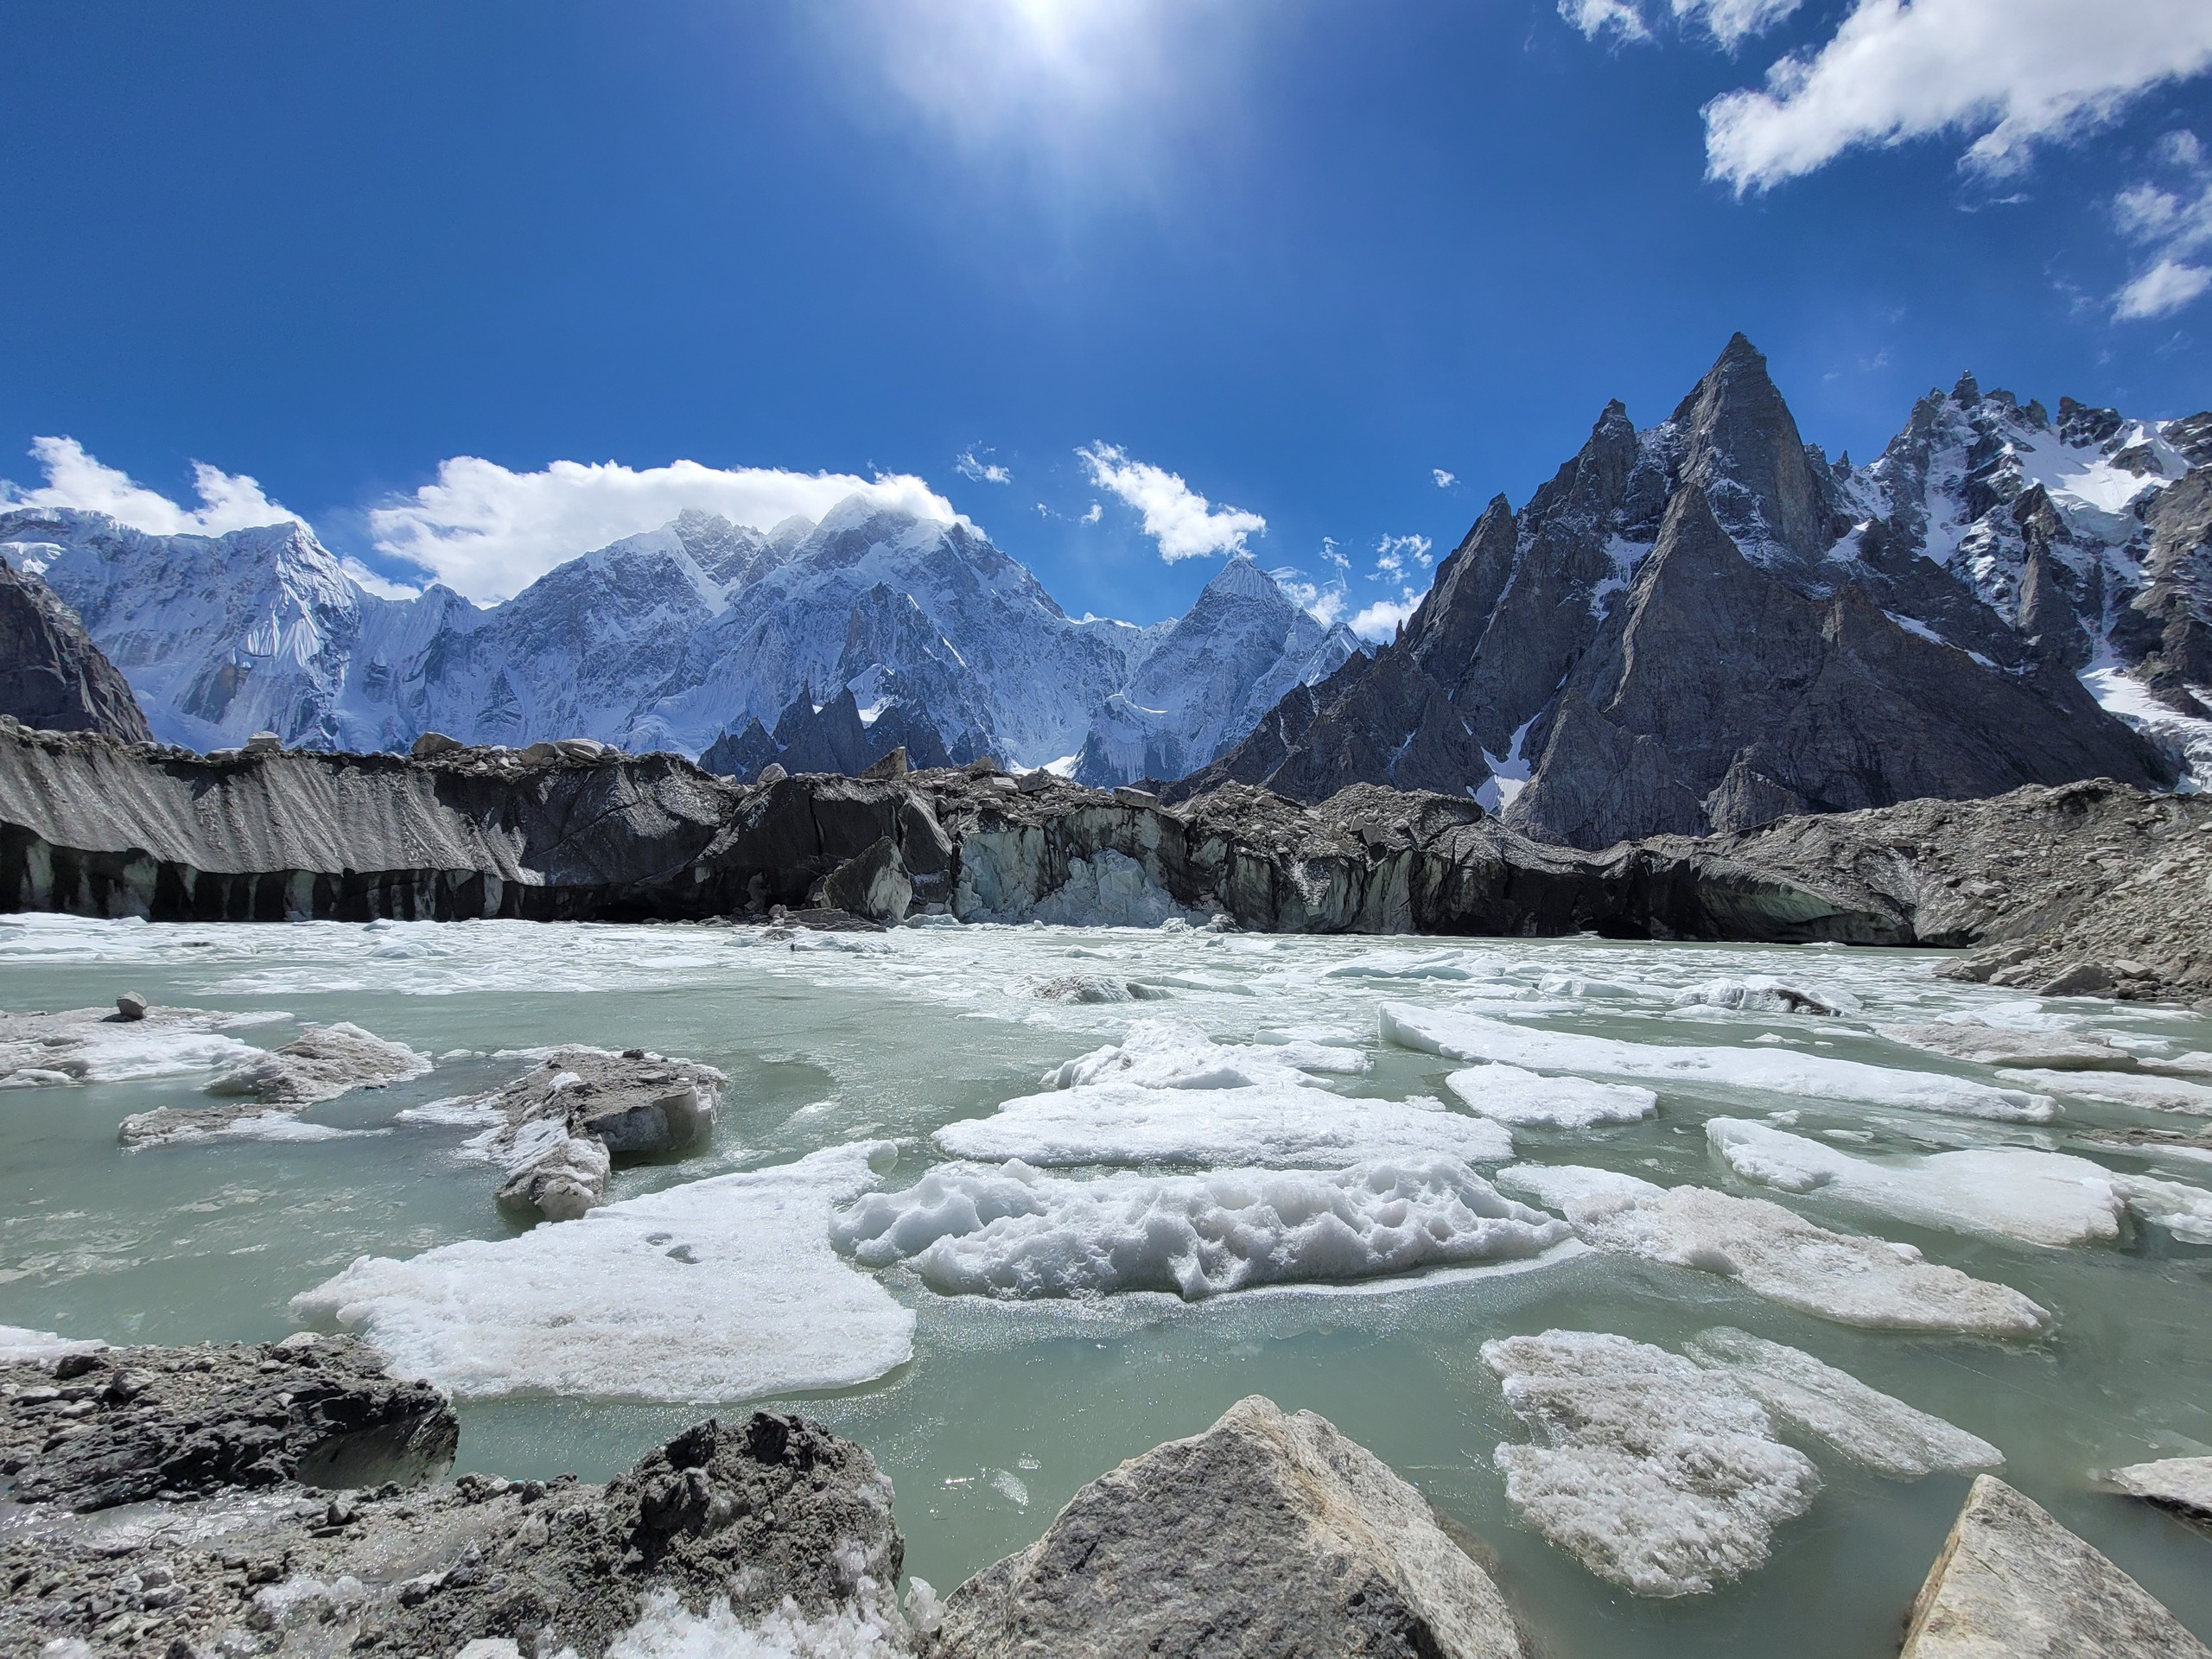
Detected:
left=3, top=1, right=2210, bottom=630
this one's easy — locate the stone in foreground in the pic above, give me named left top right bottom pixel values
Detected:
left=929, top=1394, right=1529, bottom=1658
left=1900, top=1474, right=2210, bottom=1657
left=2107, top=1457, right=2212, bottom=1527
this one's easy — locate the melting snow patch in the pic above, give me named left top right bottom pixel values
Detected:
left=1482, top=1329, right=1820, bottom=1597
left=1497, top=1165, right=2045, bottom=1336
left=1446, top=1064, right=1656, bottom=1128
left=831, top=1157, right=1569, bottom=1300
left=1382, top=1005, right=2056, bottom=1122
left=1705, top=1119, right=2139, bottom=1249
left=1683, top=1328, right=2002, bottom=1479
left=291, top=1144, right=913, bottom=1402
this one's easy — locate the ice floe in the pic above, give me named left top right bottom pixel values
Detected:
left=1445, top=1064, right=1657, bottom=1128
left=1878, top=1020, right=2140, bottom=1072
left=1705, top=1119, right=2212, bottom=1248
left=1682, top=1328, right=2003, bottom=1479
left=1038, top=1020, right=1357, bottom=1091
left=291, top=1143, right=913, bottom=1402
left=1382, top=1005, right=2056, bottom=1122
left=935, top=1080, right=1509, bottom=1170
left=1672, top=978, right=1858, bottom=1017
left=1322, top=949, right=1505, bottom=982
left=829, top=1156, right=1570, bottom=1300
left=1481, top=1329, right=1821, bottom=1597
left=203, top=1022, right=430, bottom=1105
left=2011, top=1069, right=2212, bottom=1116
left=0, top=1325, right=106, bottom=1365
left=1497, top=1165, right=2046, bottom=1336
left=0, top=1005, right=283, bottom=1089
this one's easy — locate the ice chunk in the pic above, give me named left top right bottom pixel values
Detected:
left=1705, top=1119, right=2128, bottom=1249
left=2012, top=1069, right=2212, bottom=1116
left=1446, top=1064, right=1656, bottom=1128
left=1481, top=1329, right=1820, bottom=1597
left=0, top=1325, right=106, bottom=1365
left=603, top=1586, right=907, bottom=1659
left=291, top=1143, right=913, bottom=1402
left=1878, top=1020, right=2139, bottom=1072
left=2114, top=1173, right=2212, bottom=1243
left=1683, top=1328, right=2003, bottom=1479
left=1673, top=978, right=1859, bottom=1016
left=204, top=1022, right=431, bottom=1106
left=0, top=1005, right=281, bottom=1089
left=1027, top=975, right=1170, bottom=1004
left=831, top=1157, right=1569, bottom=1300
left=937, top=1080, right=1510, bottom=1170
left=1322, top=949, right=1504, bottom=981
left=1497, top=1165, right=2046, bottom=1337
left=1536, top=970, right=1647, bottom=1001
left=1040, top=1019, right=1338, bottom=1092
left=1382, top=1006, right=2056, bottom=1122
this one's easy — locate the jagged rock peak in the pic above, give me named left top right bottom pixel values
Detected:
left=1667, top=331, right=1840, bottom=567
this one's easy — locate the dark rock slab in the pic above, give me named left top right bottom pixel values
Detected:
left=0, top=556, right=152, bottom=741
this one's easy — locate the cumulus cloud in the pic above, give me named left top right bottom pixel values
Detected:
left=1373, top=533, right=1433, bottom=580
left=1350, top=596, right=1420, bottom=641
left=1560, top=0, right=1802, bottom=49
left=368, top=457, right=957, bottom=604
left=1701, top=0, right=2212, bottom=194
left=2112, top=130, right=2212, bottom=319
left=1432, top=468, right=1458, bottom=488
left=1273, top=566, right=1348, bottom=629
left=1079, top=502, right=1103, bottom=524
left=956, top=446, right=1011, bottom=484
left=1076, top=442, right=1265, bottom=562
left=1, top=436, right=301, bottom=537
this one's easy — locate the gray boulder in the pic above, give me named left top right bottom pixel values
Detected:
left=1900, top=1474, right=2210, bottom=1657
left=823, top=835, right=913, bottom=922
left=2107, top=1457, right=2212, bottom=1527
left=929, top=1395, right=1529, bottom=1658
left=474, top=1048, right=723, bottom=1222
left=0, top=1332, right=455, bottom=1510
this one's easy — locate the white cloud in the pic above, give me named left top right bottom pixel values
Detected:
left=1079, top=501, right=1103, bottom=524
left=1272, top=565, right=1348, bottom=629
left=369, top=458, right=957, bottom=604
left=2116, top=256, right=2212, bottom=319
left=1373, top=533, right=1433, bottom=581
left=1432, top=468, right=1458, bottom=488
left=2112, top=130, right=2212, bottom=319
left=1560, top=0, right=1801, bottom=49
left=1, top=436, right=301, bottom=537
left=1560, top=0, right=1651, bottom=43
left=1702, top=0, right=2212, bottom=194
left=1350, top=596, right=1419, bottom=641
left=956, top=446, right=1011, bottom=484
left=1076, top=442, right=1265, bottom=562
left=340, top=557, right=423, bottom=601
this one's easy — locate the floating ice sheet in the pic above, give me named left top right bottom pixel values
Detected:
left=1497, top=1164, right=2047, bottom=1336
left=1446, top=1064, right=1656, bottom=1128
left=1482, top=1329, right=1820, bottom=1597
left=0, top=1006, right=285, bottom=1089
left=830, top=1156, right=1569, bottom=1300
left=1382, top=1005, right=2056, bottom=1122
left=1878, top=1020, right=2139, bottom=1072
left=1683, top=1328, right=2003, bottom=1479
left=1673, top=978, right=1859, bottom=1016
left=292, top=1143, right=913, bottom=1402
left=2012, top=1069, right=2212, bottom=1116
left=204, top=1021, right=430, bottom=1106
left=1705, top=1119, right=2141, bottom=1249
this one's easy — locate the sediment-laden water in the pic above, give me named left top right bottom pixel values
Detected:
left=3, top=914, right=2208, bottom=1655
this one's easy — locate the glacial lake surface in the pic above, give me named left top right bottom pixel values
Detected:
left=3, top=914, right=2209, bottom=1655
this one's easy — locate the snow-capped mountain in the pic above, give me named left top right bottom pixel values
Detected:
left=1073, top=555, right=1359, bottom=785
left=1179, top=334, right=2205, bottom=843
left=0, top=496, right=1357, bottom=783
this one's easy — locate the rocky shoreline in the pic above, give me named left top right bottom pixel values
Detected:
left=6, top=1337, right=2205, bottom=1657
left=0, top=722, right=2205, bottom=1008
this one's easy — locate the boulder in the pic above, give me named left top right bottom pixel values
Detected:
left=0, top=1333, right=456, bottom=1510
left=554, top=737, right=607, bottom=762
left=2107, top=1457, right=2212, bottom=1527
left=470, top=1048, right=725, bottom=1222
left=411, top=730, right=465, bottom=759
left=861, top=745, right=910, bottom=779
left=1017, top=768, right=1052, bottom=793
left=245, top=730, right=283, bottom=754
left=1112, top=785, right=1160, bottom=807
left=1899, top=1474, right=2210, bottom=1657
left=929, top=1395, right=1529, bottom=1658
left=758, top=760, right=789, bottom=785
left=114, top=991, right=147, bottom=1021
left=823, top=836, right=913, bottom=923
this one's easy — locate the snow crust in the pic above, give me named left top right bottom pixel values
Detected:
left=1497, top=1165, right=2045, bottom=1336
left=291, top=1143, right=913, bottom=1402
left=1482, top=1329, right=1820, bottom=1597
left=1445, top=1064, right=1656, bottom=1128
left=1706, top=1119, right=2135, bottom=1249
left=1683, top=1327, right=2002, bottom=1480
left=1381, top=1004, right=2056, bottom=1121
left=830, top=1156, right=1569, bottom=1300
